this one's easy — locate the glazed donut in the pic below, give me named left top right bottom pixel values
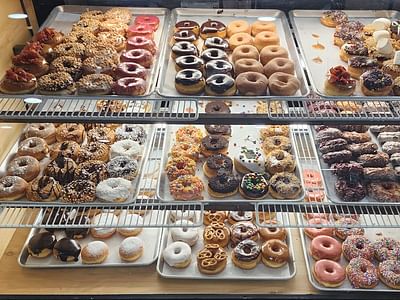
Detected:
left=96, top=177, right=132, bottom=203
left=197, top=244, right=227, bottom=274
left=231, top=239, right=261, bottom=270
left=343, top=235, right=374, bottom=261
left=171, top=142, right=200, bottom=161
left=373, top=237, right=400, bottom=262
left=313, top=259, right=346, bottom=287
left=228, top=211, right=253, bottom=225
left=203, top=153, right=233, bottom=178
left=37, top=72, right=76, bottom=95
left=113, top=77, right=147, bottom=96
left=239, top=173, right=269, bottom=200
left=205, top=101, right=231, bottom=114
left=127, top=24, right=154, bottom=39
left=268, top=72, right=300, bottom=96
left=134, top=15, right=159, bottom=30
left=169, top=175, right=204, bottom=201
left=7, top=156, right=40, bottom=182
left=175, top=20, right=200, bottom=36
left=334, top=217, right=364, bottom=240
left=81, top=56, right=118, bottom=77
left=261, top=239, right=289, bottom=268
left=24, top=123, right=56, bottom=145
left=227, top=20, right=251, bottom=37
left=254, top=31, right=280, bottom=51
left=49, top=56, right=82, bottom=81
left=200, top=20, right=227, bottom=39
left=231, top=45, right=259, bottom=63
left=90, top=212, right=118, bottom=239
left=115, top=62, right=147, bottom=80
left=18, top=137, right=48, bottom=161
left=119, top=237, right=144, bottom=262
left=50, top=140, right=80, bottom=161
left=251, top=21, right=276, bottom=36
left=269, top=172, right=302, bottom=199
left=303, top=169, right=323, bottom=188
left=171, top=30, right=198, bottom=45
left=163, top=241, right=192, bottom=268
left=262, top=135, right=291, bottom=154
left=127, top=36, right=156, bottom=54
left=78, top=142, right=110, bottom=163
left=75, top=160, right=108, bottom=184
left=117, top=211, right=144, bottom=237
left=110, top=139, right=141, bottom=160
left=231, top=221, right=258, bottom=246
left=205, top=60, right=233, bottom=78
left=378, top=260, right=400, bottom=289
left=27, top=231, right=57, bottom=258
left=234, top=59, right=264, bottom=76
left=310, top=235, right=342, bottom=261
left=260, top=125, right=289, bottom=139
left=45, top=156, right=76, bottom=185
left=97, top=31, right=126, bottom=52
left=26, top=176, right=62, bottom=202
left=200, top=135, right=229, bottom=157
left=201, top=49, right=228, bottom=63
left=175, top=69, right=205, bottom=95
left=205, top=74, right=236, bottom=96
left=259, top=220, right=287, bottom=241
left=107, top=156, right=138, bottom=181
left=304, top=218, right=334, bottom=239
left=265, top=150, right=296, bottom=174
left=229, top=32, right=253, bottom=50
left=171, top=41, right=198, bottom=59
left=0, top=176, right=28, bottom=201
left=260, top=45, right=289, bottom=65
left=77, top=74, right=114, bottom=95
left=56, top=123, right=85, bottom=144
left=263, top=58, right=295, bottom=77
left=60, top=179, right=96, bottom=204
left=121, top=49, right=153, bottom=68
left=203, top=37, right=229, bottom=51
left=175, top=126, right=203, bottom=143
left=52, top=42, right=85, bottom=59
left=203, top=210, right=227, bottom=225
left=165, top=156, right=196, bottom=181
left=347, top=257, right=379, bottom=289
left=170, top=220, right=199, bottom=246
left=203, top=221, right=230, bottom=247
left=175, top=55, right=204, bottom=72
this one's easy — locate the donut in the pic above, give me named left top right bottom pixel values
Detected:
left=234, top=59, right=263, bottom=76
left=265, top=150, right=295, bottom=174
left=205, top=101, right=231, bottom=114
left=320, top=10, right=348, bottom=28
left=107, top=156, right=138, bottom=181
left=45, top=156, right=76, bottom=185
left=175, top=55, right=204, bottom=72
left=373, top=237, right=400, bottom=262
left=26, top=176, right=62, bottom=202
left=203, top=37, right=229, bottom=51
left=117, top=211, right=144, bottom=237
left=231, top=45, right=259, bottom=63
left=175, top=20, right=200, bottom=36
left=202, top=153, right=233, bottom=178
left=175, top=126, right=203, bottom=143
left=110, top=139, right=141, bottom=160
left=127, top=36, right=156, bottom=54
left=310, top=235, right=342, bottom=261
left=207, top=172, right=239, bottom=198
left=115, top=62, right=147, bottom=80
left=171, top=142, right=200, bottom=161
left=205, top=74, right=236, bottom=96
left=169, top=175, right=204, bottom=201
left=227, top=20, right=251, bottom=37
left=104, top=8, right=132, bottom=24
left=231, top=239, right=261, bottom=270
left=228, top=211, right=253, bottom=225
left=361, top=69, right=394, bottom=96
left=324, top=66, right=356, bottom=96
left=175, top=69, right=205, bottom=95
left=347, top=257, right=379, bottom=289
left=203, top=221, right=230, bottom=247
left=334, top=217, right=364, bottom=240
left=37, top=71, right=77, bottom=95
left=348, top=56, right=380, bottom=79
left=260, top=125, right=290, bottom=139
left=12, top=49, right=49, bottom=78
left=303, top=169, right=323, bottom=188
left=201, top=49, right=228, bottom=63
left=64, top=30, right=97, bottom=45
left=170, top=210, right=196, bottom=222
left=204, top=125, right=231, bottom=137
left=171, top=30, right=198, bottom=45
left=163, top=241, right=192, bottom=268
left=251, top=21, right=276, bottom=36
left=378, top=260, right=400, bottom=289
left=340, top=42, right=368, bottom=63
left=81, top=56, right=118, bottom=77
left=200, top=135, right=229, bottom=157
left=115, top=125, right=146, bottom=145
left=96, top=177, right=132, bottom=203
left=239, top=173, right=269, bottom=200
left=24, top=123, right=56, bottom=145
left=304, top=218, right=334, bottom=239
left=80, top=10, right=104, bottom=21
left=97, top=31, right=126, bottom=52
left=18, top=137, right=49, bottom=160
left=27, top=231, right=56, bottom=258
left=0, top=67, right=37, bottom=94
left=81, top=241, right=109, bottom=264
left=259, top=220, right=287, bottom=241
left=261, top=239, right=289, bottom=268
left=6, top=156, right=40, bottom=182
left=60, top=180, right=96, bottom=204
left=313, top=259, right=345, bottom=287
left=79, top=73, right=115, bottom=95
left=228, top=32, right=253, bottom=50
left=269, top=172, right=302, bottom=199
left=64, top=215, right=90, bottom=239
left=53, top=238, right=81, bottom=262
left=56, top=123, right=85, bottom=144
left=335, top=178, right=366, bottom=202
left=52, top=42, right=85, bottom=60
left=127, top=24, right=153, bottom=39
left=165, top=156, right=196, bottom=181
left=268, top=72, right=300, bottom=96
left=72, top=19, right=100, bottom=32
left=262, top=135, right=291, bottom=154
left=78, top=142, right=109, bottom=163
left=87, top=127, right=115, bottom=145
left=234, top=146, right=265, bottom=174
left=305, top=190, right=325, bottom=202
left=263, top=58, right=295, bottom=77
left=254, top=31, right=280, bottom=51
left=119, top=237, right=144, bottom=262
left=75, top=160, right=108, bottom=184
left=33, top=27, right=64, bottom=47
left=343, top=235, right=374, bottom=261
left=90, top=212, right=118, bottom=239
left=200, top=20, right=227, bottom=39
left=203, top=210, right=227, bottom=225
left=171, top=220, right=199, bottom=246
left=260, top=45, right=289, bottom=65
left=205, top=60, right=233, bottom=78
left=121, top=49, right=153, bottom=68
left=231, top=221, right=258, bottom=246
left=171, top=41, right=198, bottom=59
left=197, top=243, right=227, bottom=274
left=49, top=56, right=82, bottom=81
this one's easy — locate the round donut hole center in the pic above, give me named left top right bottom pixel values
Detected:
left=322, top=242, right=331, bottom=248
left=240, top=227, right=247, bottom=233
left=245, top=61, right=253, bottom=66
left=211, top=22, right=218, bottom=27
left=174, top=248, right=181, bottom=255
left=216, top=62, right=224, bottom=69
left=360, top=266, right=367, bottom=273
left=271, top=48, right=278, bottom=53
left=237, top=37, right=243, bottom=42
left=382, top=183, right=393, bottom=190
left=68, top=127, right=75, bottom=132
left=18, top=161, right=28, bottom=167
left=181, top=32, right=188, bottom=37
left=273, top=139, right=281, bottom=146
left=248, top=76, right=258, bottom=83
left=325, top=267, right=334, bottom=274
left=277, top=61, right=285, bottom=67
left=181, top=44, right=188, bottom=50
left=215, top=77, right=224, bottom=84
left=242, top=48, right=249, bottom=53
left=211, top=51, right=218, bottom=58
left=4, top=182, right=12, bottom=188
left=243, top=246, right=251, bottom=254
left=184, top=22, right=190, bottom=27
left=65, top=46, right=72, bottom=51
left=238, top=211, right=245, bottom=217
left=283, top=177, right=290, bottom=184
left=356, top=242, right=364, bottom=250
left=186, top=57, right=195, bottom=63
left=127, top=65, right=138, bottom=71
left=269, top=228, right=277, bottom=232
left=271, top=245, right=280, bottom=253
left=63, top=61, right=73, bottom=68
left=39, top=125, right=45, bottom=130
left=182, top=228, right=188, bottom=232
left=28, top=141, right=37, bottom=148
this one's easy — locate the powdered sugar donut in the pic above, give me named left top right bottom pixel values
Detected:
left=119, top=236, right=144, bottom=262
left=81, top=241, right=109, bottom=264
left=90, top=213, right=118, bottom=239
left=110, top=139, right=141, bottom=159
left=117, top=211, right=144, bottom=237
left=96, top=177, right=133, bottom=203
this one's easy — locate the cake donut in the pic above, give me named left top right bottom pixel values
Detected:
left=268, top=72, right=300, bottom=96
left=200, top=135, right=229, bottom=157
left=313, top=259, right=345, bottom=287
left=342, top=235, right=374, bottom=261
left=45, top=156, right=76, bottom=186
left=372, top=237, right=400, bottom=262
left=26, top=176, right=62, bottom=202
left=165, top=156, right=196, bottom=181
left=175, top=126, right=203, bottom=143
left=229, top=32, right=253, bottom=50
left=172, top=30, right=198, bottom=45
left=254, top=31, right=280, bottom=51
left=56, top=123, right=85, bottom=144
left=310, top=235, right=342, bottom=261
left=234, top=59, right=264, bottom=76
left=262, top=135, right=292, bottom=154
left=96, top=177, right=132, bottom=203
left=265, top=150, right=295, bottom=174
left=107, top=156, right=138, bottom=181
left=236, top=71, right=268, bottom=96
left=378, top=260, right=400, bottom=289
left=263, top=58, right=295, bottom=77
left=260, top=45, right=288, bottom=65
left=175, top=55, right=204, bottom=72
left=169, top=175, right=204, bottom=201
left=175, top=69, right=205, bottom=95
left=227, top=20, right=251, bottom=37
left=163, top=241, right=192, bottom=268
left=231, top=45, right=259, bottom=62
left=197, top=244, right=227, bottom=274
left=200, top=20, right=227, bottom=39
left=115, top=125, right=146, bottom=144
left=208, top=172, right=239, bottom=198
left=175, top=20, right=200, bottom=36
left=170, top=220, right=199, bottom=246
left=231, top=239, right=261, bottom=270
left=205, top=60, right=233, bottom=78
left=24, top=123, right=56, bottom=145
left=203, top=37, right=229, bottom=51
left=251, top=21, right=276, bottom=36
left=77, top=142, right=110, bottom=163
left=231, top=221, right=259, bottom=246
left=60, top=180, right=96, bottom=204
left=347, top=257, right=379, bottom=289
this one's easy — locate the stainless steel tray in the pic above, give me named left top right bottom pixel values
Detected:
left=0, top=124, right=154, bottom=205
left=18, top=5, right=170, bottom=97
left=290, top=10, right=400, bottom=99
left=297, top=213, right=400, bottom=292
left=18, top=209, right=163, bottom=268
left=309, top=125, right=399, bottom=204
left=157, top=125, right=305, bottom=202
left=157, top=212, right=296, bottom=280
left=157, top=8, right=310, bottom=99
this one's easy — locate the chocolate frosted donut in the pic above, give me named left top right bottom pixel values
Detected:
left=205, top=125, right=231, bottom=136
left=263, top=58, right=295, bottom=77
left=332, top=162, right=363, bottom=178
left=232, top=45, right=259, bottom=63
left=260, top=45, right=288, bottom=65
left=201, top=135, right=229, bottom=151
left=233, top=239, right=261, bottom=261
left=175, top=55, right=204, bottom=72
left=316, top=127, right=344, bottom=143
left=200, top=20, right=226, bottom=39
left=205, top=153, right=233, bottom=173
left=172, top=30, right=198, bottom=44
left=61, top=180, right=96, bottom=203
left=205, top=74, right=236, bottom=96
left=201, top=49, right=228, bottom=63
left=203, top=37, right=229, bottom=51
left=45, top=156, right=77, bottom=185
left=205, top=101, right=230, bottom=114
left=346, top=142, right=378, bottom=156
left=234, top=58, right=263, bottom=76
left=357, top=152, right=389, bottom=168
left=322, top=149, right=352, bottom=165
left=28, top=231, right=57, bottom=257
left=171, top=41, right=198, bottom=58
left=236, top=71, right=268, bottom=96
left=318, top=138, right=348, bottom=154
left=175, top=20, right=200, bottom=35
left=205, top=60, right=233, bottom=78
left=335, top=178, right=366, bottom=202
left=53, top=238, right=81, bottom=262
left=75, top=160, right=108, bottom=184
left=208, top=173, right=239, bottom=196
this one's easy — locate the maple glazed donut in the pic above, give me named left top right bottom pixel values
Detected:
left=227, top=20, right=251, bottom=37
left=261, top=239, right=289, bottom=268
left=6, top=156, right=40, bottom=182
left=232, top=45, right=259, bottom=62
left=260, top=45, right=289, bottom=65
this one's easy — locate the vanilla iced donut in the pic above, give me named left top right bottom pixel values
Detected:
left=119, top=236, right=144, bottom=262
left=90, top=213, right=118, bottom=239
left=96, top=178, right=133, bottom=203
left=170, top=210, right=196, bottom=222
left=117, top=211, right=144, bottom=237
left=110, top=139, right=141, bottom=159
left=234, top=146, right=265, bottom=174
left=171, top=220, right=199, bottom=246
left=81, top=241, right=109, bottom=264
left=162, top=241, right=192, bottom=268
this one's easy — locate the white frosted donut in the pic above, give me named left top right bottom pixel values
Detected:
left=110, top=139, right=141, bottom=159
left=117, top=211, right=144, bottom=237
left=170, top=210, right=196, bottom=222
left=96, top=177, right=132, bottom=203
left=119, top=236, right=144, bottom=262
left=171, top=220, right=199, bottom=246
left=91, top=213, right=118, bottom=239
left=162, top=241, right=192, bottom=268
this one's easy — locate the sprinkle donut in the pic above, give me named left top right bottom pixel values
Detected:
left=342, top=235, right=374, bottom=261
left=346, top=257, right=379, bottom=289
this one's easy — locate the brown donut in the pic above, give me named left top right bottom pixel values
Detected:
left=18, top=137, right=49, bottom=161
left=228, top=32, right=253, bottom=50
left=260, top=45, right=289, bottom=65
left=234, top=58, right=263, bottom=76
left=231, top=45, right=259, bottom=63
left=56, top=124, right=85, bottom=144
left=6, top=156, right=40, bottom=182
left=263, top=58, right=295, bottom=78
left=0, top=176, right=28, bottom=201
left=254, top=31, right=280, bottom=51
left=236, top=72, right=268, bottom=96
left=268, top=72, right=300, bottom=96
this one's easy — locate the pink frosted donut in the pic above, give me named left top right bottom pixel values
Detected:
left=127, top=36, right=157, bottom=54
left=313, top=259, right=345, bottom=287
left=310, top=235, right=342, bottom=261
left=134, top=15, right=160, bottom=30
left=120, top=49, right=153, bottom=68
left=304, top=213, right=330, bottom=220
left=342, top=235, right=374, bottom=261
left=127, top=24, right=154, bottom=39
left=304, top=218, right=334, bottom=239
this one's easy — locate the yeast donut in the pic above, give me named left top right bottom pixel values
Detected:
left=134, top=15, right=159, bottom=30
left=268, top=72, right=300, bottom=96
left=205, top=74, right=236, bottom=96
left=227, top=20, right=251, bottom=37
left=175, top=20, right=200, bottom=36
left=265, top=150, right=295, bottom=174
left=175, top=69, right=205, bottom=95
left=117, top=211, right=144, bottom=237
left=24, top=123, right=56, bottom=145
left=251, top=21, right=276, bottom=36
left=45, top=156, right=76, bottom=185
left=205, top=60, right=233, bottom=78
left=171, top=142, right=200, bottom=161
left=313, top=259, right=345, bottom=287
left=347, top=257, right=379, bottom=289
left=175, top=55, right=204, bottom=72
left=115, top=62, right=147, bottom=80
left=90, top=212, right=118, bottom=239
left=263, top=58, right=295, bottom=77
left=342, top=235, right=374, bottom=261
left=121, top=49, right=153, bottom=68
left=378, top=260, right=400, bottom=289
left=310, top=235, right=342, bottom=261
left=113, top=77, right=146, bottom=96
left=261, top=239, right=289, bottom=268
left=231, top=221, right=259, bottom=245
left=203, top=37, right=229, bottom=51
left=228, top=211, right=253, bottom=225
left=18, top=137, right=49, bottom=161
left=26, top=176, right=62, bottom=202
left=0, top=176, right=28, bottom=201
left=170, top=220, right=199, bottom=246
left=259, top=220, right=287, bottom=241
left=201, top=49, right=228, bottom=63
left=7, top=156, right=40, bottom=182
left=232, top=45, right=259, bottom=63
left=231, top=239, right=261, bottom=270
left=171, top=30, right=198, bottom=45
left=229, top=32, right=253, bottom=50
left=304, top=218, right=334, bottom=239
left=110, top=139, right=141, bottom=159
left=260, top=45, right=289, bottom=65
left=171, top=41, right=198, bottom=59
left=53, top=238, right=81, bottom=262
left=81, top=241, right=109, bottom=264
left=61, top=180, right=96, bottom=204
left=119, top=237, right=144, bottom=262
left=234, top=59, right=263, bottom=76
left=334, top=217, right=364, bottom=240
left=169, top=175, right=204, bottom=201
left=27, top=231, right=57, bottom=258
left=236, top=71, right=268, bottom=96
left=200, top=20, right=227, bottom=39
left=254, top=31, right=280, bottom=51
left=56, top=123, right=85, bottom=144
left=127, top=36, right=156, bottom=54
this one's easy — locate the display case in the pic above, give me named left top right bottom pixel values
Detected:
left=0, top=0, right=400, bottom=299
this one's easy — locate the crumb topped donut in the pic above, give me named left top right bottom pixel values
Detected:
left=78, top=142, right=110, bottom=163
left=37, top=72, right=76, bottom=95
left=77, top=74, right=114, bottom=95
left=49, top=56, right=82, bottom=81
left=60, top=179, right=96, bottom=203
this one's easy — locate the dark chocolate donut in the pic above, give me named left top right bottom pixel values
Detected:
left=205, top=60, right=233, bottom=78
left=201, top=135, right=229, bottom=151
left=203, top=37, right=229, bottom=51
left=332, top=162, right=363, bottom=178
left=206, top=153, right=233, bottom=173
left=240, top=173, right=269, bottom=199
left=172, top=41, right=198, bottom=57
left=208, top=173, right=239, bottom=194
left=205, top=125, right=231, bottom=136
left=335, top=178, right=366, bottom=202
left=53, top=237, right=81, bottom=262
left=205, top=101, right=230, bottom=114
left=233, top=239, right=261, bottom=261
left=201, top=48, right=228, bottom=62
left=65, top=216, right=90, bottom=239
left=172, top=30, right=197, bottom=43
left=28, top=231, right=57, bottom=255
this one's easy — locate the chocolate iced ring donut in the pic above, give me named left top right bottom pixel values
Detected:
left=172, top=30, right=198, bottom=44
left=45, top=156, right=77, bottom=185
left=201, top=135, right=229, bottom=157
left=75, top=160, right=108, bottom=184
left=60, top=179, right=96, bottom=204
left=234, top=58, right=263, bottom=76
left=268, top=72, right=300, bottom=96
left=260, top=45, right=289, bottom=65
left=231, top=221, right=259, bottom=245
left=203, top=153, right=233, bottom=178
left=232, top=45, right=259, bottom=63
left=263, top=58, right=295, bottom=77
left=175, top=20, right=200, bottom=36
left=205, top=125, right=231, bottom=136
left=236, top=71, right=268, bottom=96
left=232, top=239, right=261, bottom=269
left=203, top=37, right=229, bottom=51
left=52, top=42, right=85, bottom=59
left=201, top=49, right=228, bottom=63
left=200, top=20, right=227, bottom=39
left=175, top=55, right=204, bottom=72
left=208, top=172, right=239, bottom=198
left=205, top=101, right=231, bottom=114
left=205, top=74, right=236, bottom=96
left=205, top=60, right=233, bottom=78
left=175, top=69, right=205, bottom=95
left=171, top=41, right=198, bottom=59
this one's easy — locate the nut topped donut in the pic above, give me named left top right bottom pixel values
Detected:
left=37, top=72, right=76, bottom=95
left=75, top=160, right=108, bottom=184
left=60, top=179, right=96, bottom=203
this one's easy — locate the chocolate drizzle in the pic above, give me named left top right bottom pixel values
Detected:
left=45, top=156, right=76, bottom=185
left=65, top=216, right=90, bottom=239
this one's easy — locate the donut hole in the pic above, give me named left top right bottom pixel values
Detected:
left=63, top=61, right=73, bottom=68
left=271, top=245, right=280, bottom=252
left=127, top=64, right=138, bottom=71
left=215, top=77, right=224, bottom=84
left=65, top=46, right=72, bottom=51
left=325, top=267, right=334, bottom=274
left=174, top=248, right=181, bottom=255
left=237, top=37, right=243, bottom=42
left=242, top=48, right=250, bottom=53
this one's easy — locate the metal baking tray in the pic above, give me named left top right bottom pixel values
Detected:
left=157, top=211, right=296, bottom=280
left=0, top=124, right=154, bottom=205
left=157, top=8, right=310, bottom=99
left=290, top=10, right=400, bottom=99
left=157, top=124, right=305, bottom=202
left=18, top=209, right=163, bottom=268
left=309, top=125, right=399, bottom=204
left=297, top=213, right=400, bottom=292
left=11, top=5, right=170, bottom=97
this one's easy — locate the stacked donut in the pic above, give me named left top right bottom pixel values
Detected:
left=304, top=213, right=400, bottom=289
left=0, top=8, right=159, bottom=96
left=171, top=19, right=301, bottom=96
left=27, top=209, right=146, bottom=264
left=162, top=210, right=291, bottom=274
left=320, top=10, right=400, bottom=96
left=0, top=123, right=147, bottom=203
left=314, top=125, right=400, bottom=202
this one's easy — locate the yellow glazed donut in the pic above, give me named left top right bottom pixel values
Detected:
left=227, top=20, right=251, bottom=37
left=251, top=21, right=276, bottom=36
left=229, top=32, right=254, bottom=50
